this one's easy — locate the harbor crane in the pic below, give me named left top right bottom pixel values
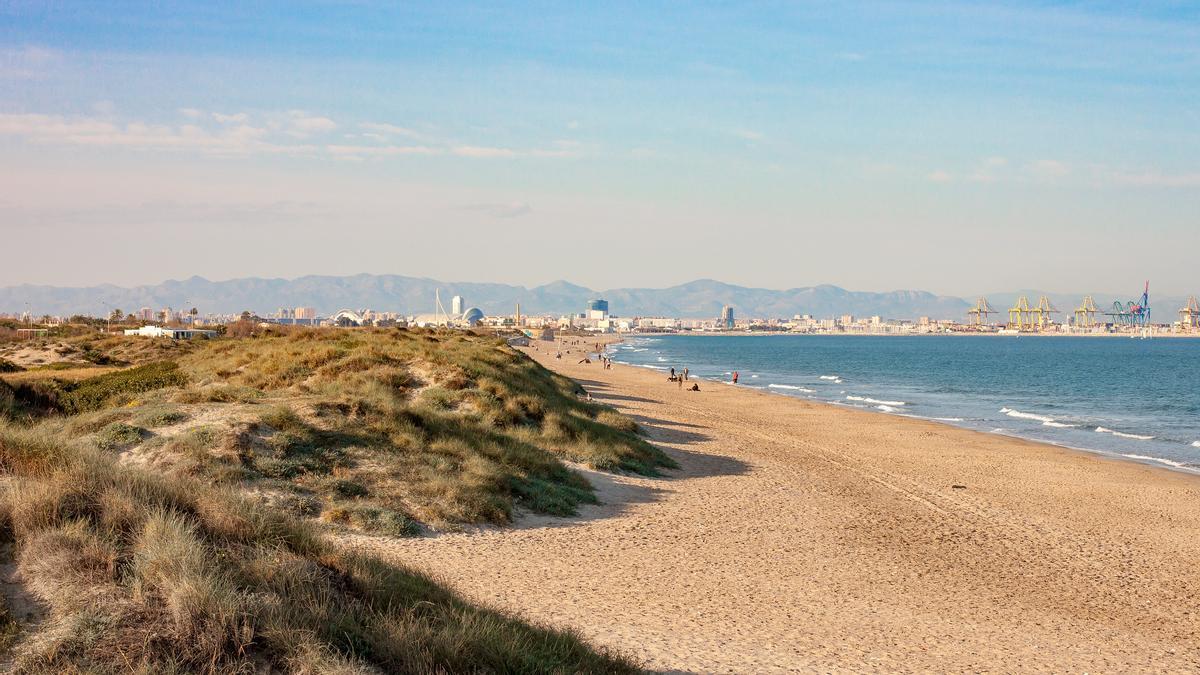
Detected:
left=1008, top=296, right=1034, bottom=331
left=1180, top=296, right=1200, bottom=330
left=1031, top=296, right=1060, bottom=331
left=1104, top=281, right=1152, bottom=331
left=1074, top=296, right=1099, bottom=329
left=968, top=297, right=997, bottom=327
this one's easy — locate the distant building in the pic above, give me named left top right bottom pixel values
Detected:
left=719, top=305, right=735, bottom=329
left=587, top=299, right=609, bottom=320
left=137, top=307, right=154, bottom=321
left=294, top=306, right=317, bottom=320
left=461, top=307, right=484, bottom=326
left=451, top=295, right=464, bottom=316
left=124, top=325, right=217, bottom=339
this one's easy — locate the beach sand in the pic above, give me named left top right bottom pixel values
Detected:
left=348, top=339, right=1200, bottom=672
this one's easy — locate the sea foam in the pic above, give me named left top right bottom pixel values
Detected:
left=848, top=395, right=906, bottom=406
left=1096, top=426, right=1155, bottom=441
left=999, top=407, right=1078, bottom=427
left=1120, top=453, right=1186, bottom=468
left=768, top=384, right=815, bottom=393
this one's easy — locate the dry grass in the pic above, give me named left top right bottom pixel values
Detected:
left=0, top=327, right=672, bottom=670
left=145, top=328, right=675, bottom=529
left=0, top=422, right=637, bottom=673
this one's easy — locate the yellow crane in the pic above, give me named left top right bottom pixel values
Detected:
left=1074, top=296, right=1099, bottom=329
left=1031, top=296, right=1060, bottom=331
left=968, top=297, right=997, bottom=327
left=1008, top=296, right=1033, bottom=331
left=1180, top=296, right=1200, bottom=330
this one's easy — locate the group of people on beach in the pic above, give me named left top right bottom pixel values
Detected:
left=668, top=367, right=700, bottom=391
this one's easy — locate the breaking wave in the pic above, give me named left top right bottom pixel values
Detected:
left=848, top=395, right=906, bottom=406
left=768, top=384, right=815, bottom=392
left=1096, top=427, right=1155, bottom=441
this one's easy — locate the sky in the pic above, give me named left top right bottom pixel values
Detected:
left=2, top=1, right=1198, bottom=296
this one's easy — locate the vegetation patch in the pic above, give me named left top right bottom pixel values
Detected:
left=94, top=422, right=148, bottom=450
left=131, top=406, right=189, bottom=428
left=62, top=361, right=187, bottom=413
left=0, top=422, right=635, bottom=672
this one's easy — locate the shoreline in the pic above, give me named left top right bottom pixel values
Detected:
left=605, top=333, right=1200, bottom=479
left=614, top=329, right=1200, bottom=338
left=356, top=338, right=1200, bottom=672
left=617, top=356, right=1200, bottom=478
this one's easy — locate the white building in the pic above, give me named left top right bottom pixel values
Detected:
left=124, top=325, right=217, bottom=339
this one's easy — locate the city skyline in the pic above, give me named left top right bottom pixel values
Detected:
left=3, top=2, right=1198, bottom=294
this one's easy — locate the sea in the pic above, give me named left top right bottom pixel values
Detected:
left=608, top=334, right=1200, bottom=473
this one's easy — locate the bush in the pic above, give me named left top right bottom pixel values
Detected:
left=63, top=361, right=188, bottom=413
left=95, top=422, right=147, bottom=450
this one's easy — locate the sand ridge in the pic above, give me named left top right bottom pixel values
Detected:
left=345, top=341, right=1200, bottom=672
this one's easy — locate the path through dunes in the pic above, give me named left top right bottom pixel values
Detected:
left=346, top=345, right=1200, bottom=672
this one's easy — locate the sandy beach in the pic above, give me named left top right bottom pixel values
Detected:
left=349, top=339, right=1200, bottom=672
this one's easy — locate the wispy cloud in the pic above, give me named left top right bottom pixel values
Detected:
left=732, top=128, right=765, bottom=142
left=1105, top=170, right=1200, bottom=187
left=462, top=201, right=533, bottom=219
left=0, top=110, right=582, bottom=162
left=213, top=112, right=249, bottom=124
left=927, top=169, right=953, bottom=183
left=358, top=121, right=421, bottom=139
left=326, top=144, right=438, bottom=158
left=453, top=145, right=516, bottom=158
left=1028, top=159, right=1070, bottom=178
left=0, top=45, right=62, bottom=80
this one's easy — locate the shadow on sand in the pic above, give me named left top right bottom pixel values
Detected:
left=509, top=370, right=751, bottom=531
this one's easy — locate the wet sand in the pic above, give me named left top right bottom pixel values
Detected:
left=349, top=340, right=1200, bottom=672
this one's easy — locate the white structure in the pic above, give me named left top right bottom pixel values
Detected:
left=124, top=325, right=217, bottom=339
left=451, top=295, right=464, bottom=316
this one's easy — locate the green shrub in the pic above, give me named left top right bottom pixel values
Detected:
left=95, top=422, right=147, bottom=450
left=132, top=406, right=189, bottom=427
left=63, top=361, right=187, bottom=413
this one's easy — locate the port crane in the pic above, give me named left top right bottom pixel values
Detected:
left=1180, top=296, right=1200, bottom=330
left=1074, top=296, right=1099, bottom=329
left=1008, top=296, right=1034, bottom=331
left=968, top=297, right=997, bottom=327
left=1031, top=296, right=1060, bottom=331
left=1104, top=281, right=1152, bottom=334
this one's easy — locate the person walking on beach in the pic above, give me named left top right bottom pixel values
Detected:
left=678, top=373, right=683, bottom=389
left=683, top=367, right=689, bottom=381
left=732, top=371, right=739, bottom=384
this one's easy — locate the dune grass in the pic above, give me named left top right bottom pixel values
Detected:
left=0, top=328, right=670, bottom=669
left=0, top=422, right=637, bottom=673
left=154, top=328, right=676, bottom=529
left=4, top=329, right=674, bottom=530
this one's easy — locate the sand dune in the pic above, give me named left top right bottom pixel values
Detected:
left=347, top=342, right=1200, bottom=672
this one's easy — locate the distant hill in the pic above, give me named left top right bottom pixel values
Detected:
left=0, top=274, right=1092, bottom=321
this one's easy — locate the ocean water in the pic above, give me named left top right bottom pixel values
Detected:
left=608, top=335, right=1200, bottom=472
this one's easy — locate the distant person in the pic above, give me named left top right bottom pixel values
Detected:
left=669, top=367, right=675, bottom=378
left=678, top=374, right=683, bottom=388
left=683, top=367, right=689, bottom=381
left=732, top=371, right=739, bottom=384
left=690, top=383, right=700, bottom=391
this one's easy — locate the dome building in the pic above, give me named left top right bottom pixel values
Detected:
left=461, top=307, right=484, bottom=326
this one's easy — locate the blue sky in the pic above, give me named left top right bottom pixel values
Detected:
left=2, top=1, right=1198, bottom=295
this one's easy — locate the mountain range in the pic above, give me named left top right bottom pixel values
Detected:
left=0, top=275, right=1190, bottom=322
